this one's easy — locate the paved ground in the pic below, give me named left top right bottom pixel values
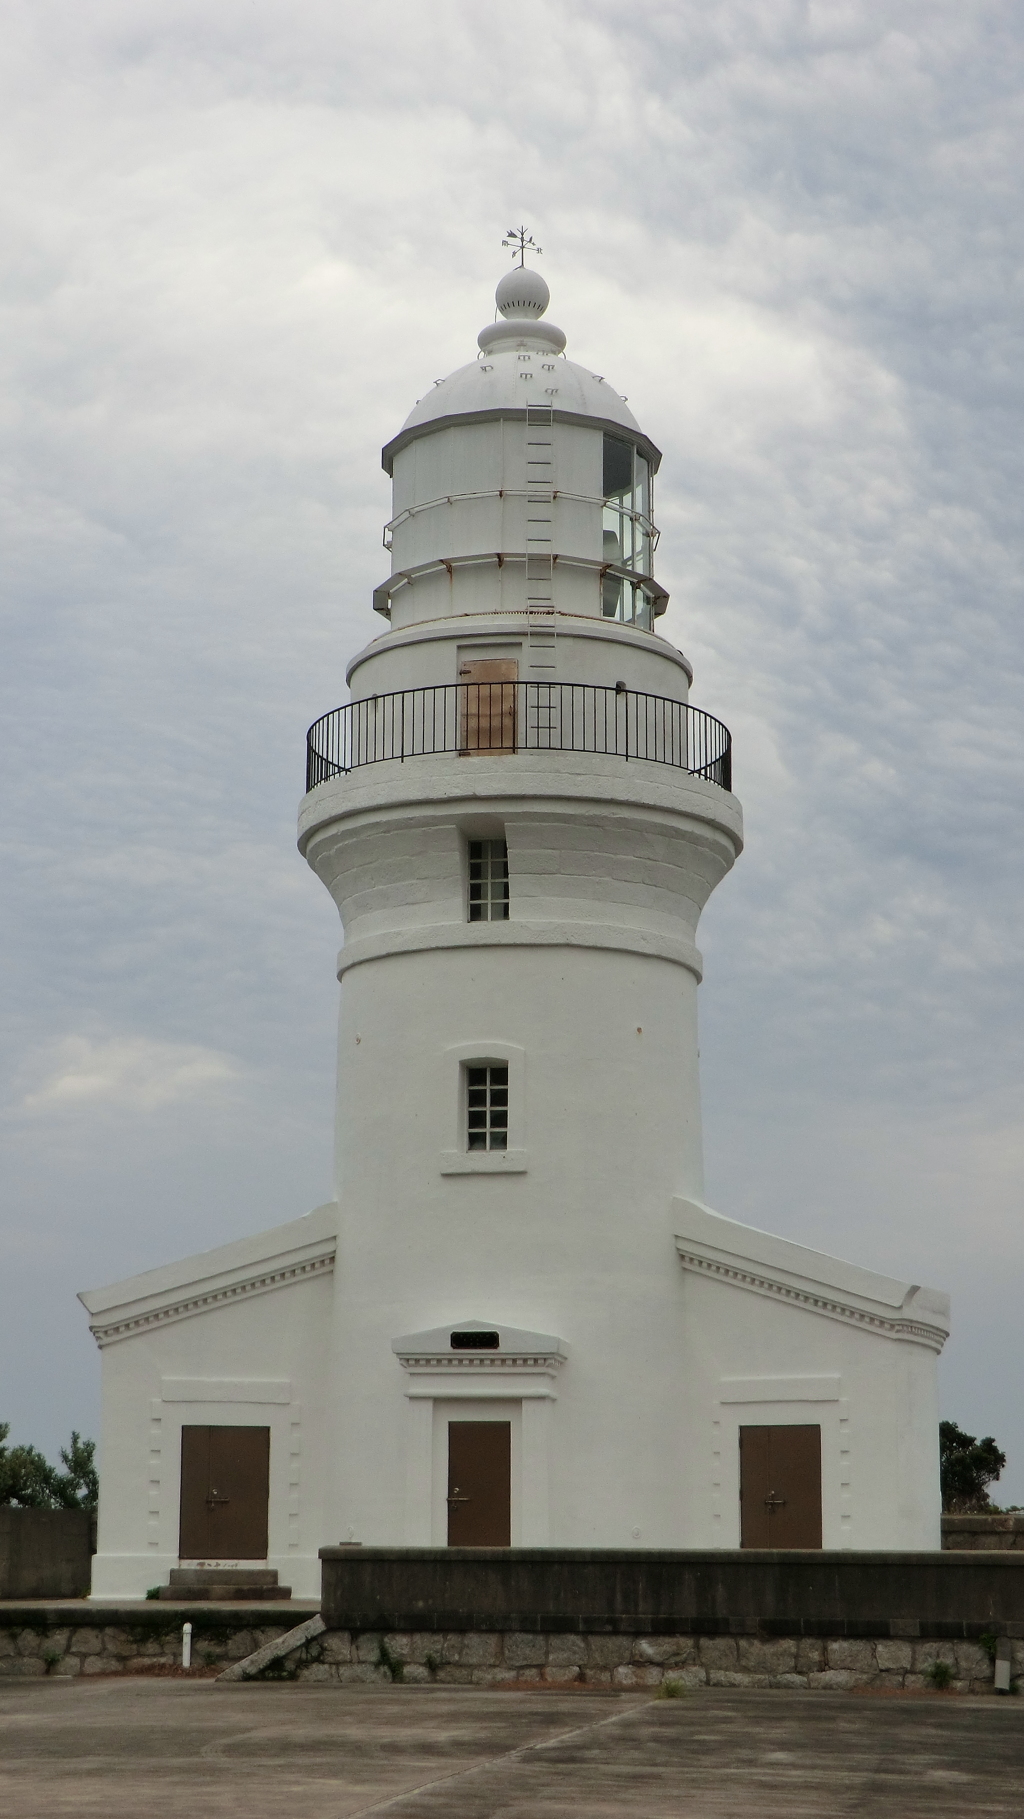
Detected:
left=1, top=1679, right=1022, bottom=1817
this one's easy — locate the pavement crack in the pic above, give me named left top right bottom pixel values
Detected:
left=342, top=1696, right=655, bottom=1818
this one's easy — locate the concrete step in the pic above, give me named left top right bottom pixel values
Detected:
left=157, top=1568, right=291, bottom=1601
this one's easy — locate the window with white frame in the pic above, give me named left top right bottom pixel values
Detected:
left=467, top=838, right=509, bottom=921
left=466, top=1065, right=509, bottom=1150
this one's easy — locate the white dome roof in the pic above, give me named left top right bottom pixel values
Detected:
left=381, top=268, right=659, bottom=474
left=399, top=349, right=642, bottom=438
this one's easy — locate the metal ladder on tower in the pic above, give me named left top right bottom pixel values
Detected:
left=525, top=405, right=557, bottom=747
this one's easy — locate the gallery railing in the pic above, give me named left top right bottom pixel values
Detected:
left=306, top=683, right=732, bottom=793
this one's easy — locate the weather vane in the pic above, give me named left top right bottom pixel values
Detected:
left=502, top=226, right=542, bottom=268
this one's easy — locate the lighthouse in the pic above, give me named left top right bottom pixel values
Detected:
left=81, top=250, right=949, bottom=1598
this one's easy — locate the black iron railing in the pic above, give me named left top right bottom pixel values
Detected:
left=305, top=683, right=731, bottom=793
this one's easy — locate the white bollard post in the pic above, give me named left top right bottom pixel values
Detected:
left=182, top=1622, right=192, bottom=1671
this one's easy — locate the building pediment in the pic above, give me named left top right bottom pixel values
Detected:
left=78, top=1204, right=338, bottom=1347
left=673, top=1198, right=950, bottom=1353
left=392, top=1320, right=568, bottom=1375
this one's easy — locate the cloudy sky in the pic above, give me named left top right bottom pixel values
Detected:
left=3, top=1, right=1024, bottom=1500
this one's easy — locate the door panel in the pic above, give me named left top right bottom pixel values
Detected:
left=178, top=1426, right=271, bottom=1560
left=458, top=659, right=518, bottom=754
left=739, top=1424, right=822, bottom=1549
left=447, top=1421, right=511, bottom=1547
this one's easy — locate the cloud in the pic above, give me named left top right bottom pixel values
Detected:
left=18, top=1035, right=242, bottom=1116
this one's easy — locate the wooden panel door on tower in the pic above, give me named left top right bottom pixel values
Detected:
left=458, top=659, right=518, bottom=754
left=739, top=1425, right=822, bottom=1548
left=178, top=1426, right=271, bottom=1560
left=446, top=1421, right=512, bottom=1546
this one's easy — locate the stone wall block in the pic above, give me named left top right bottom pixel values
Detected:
left=709, top=1670, right=769, bottom=1688
left=954, top=1642, right=991, bottom=1679
left=382, top=1632, right=413, bottom=1661
left=101, top=1630, right=135, bottom=1658
left=825, top=1640, right=875, bottom=1673
left=440, top=1633, right=467, bottom=1665
left=542, top=1664, right=582, bottom=1684
left=52, top=1656, right=81, bottom=1677
left=581, top=1667, right=612, bottom=1684
left=875, top=1640, right=913, bottom=1672
left=82, top=1655, right=117, bottom=1675
left=634, top=1636, right=696, bottom=1667
left=586, top=1635, right=633, bottom=1668
left=321, top=1631, right=353, bottom=1663
left=697, top=1637, right=738, bottom=1670
left=434, top=1665, right=476, bottom=1684
left=795, top=1639, right=825, bottom=1673
left=5, top=1656, right=45, bottom=1676
left=337, top=1664, right=386, bottom=1684
left=548, top=1634, right=588, bottom=1667
left=461, top=1633, right=502, bottom=1667
left=769, top=1673, right=809, bottom=1689
left=912, top=1642, right=956, bottom=1672
left=612, top=1664, right=662, bottom=1687
left=488, top=1666, right=541, bottom=1685
left=354, top=1633, right=384, bottom=1664
left=400, top=1635, right=436, bottom=1665
left=225, top=1631, right=257, bottom=1661
left=299, top=1663, right=334, bottom=1683
left=504, top=1632, right=548, bottom=1668
left=808, top=1669, right=865, bottom=1690
left=738, top=1638, right=797, bottom=1674
left=15, top=1629, right=46, bottom=1657
left=668, top=1666, right=707, bottom=1689
left=403, top=1664, right=431, bottom=1683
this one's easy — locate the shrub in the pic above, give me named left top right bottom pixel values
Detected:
left=940, top=1421, right=1006, bottom=1514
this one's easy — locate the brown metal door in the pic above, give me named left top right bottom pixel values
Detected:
left=458, top=659, right=518, bottom=754
left=739, top=1424, right=822, bottom=1549
left=178, top=1426, right=270, bottom=1560
left=447, top=1421, right=511, bottom=1546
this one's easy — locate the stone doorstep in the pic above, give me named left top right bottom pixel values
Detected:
left=168, top=1569, right=281, bottom=1585
left=156, top=1586, right=293, bottom=1601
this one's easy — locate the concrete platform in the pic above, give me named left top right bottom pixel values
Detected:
left=0, top=1680, right=1021, bottom=1817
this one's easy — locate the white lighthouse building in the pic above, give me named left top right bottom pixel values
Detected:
left=81, top=259, right=950, bottom=1599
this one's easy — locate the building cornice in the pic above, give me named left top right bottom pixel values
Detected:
left=396, top=1352, right=566, bottom=1374
left=84, top=1241, right=336, bottom=1348
left=334, top=921, right=704, bottom=983
left=673, top=1198, right=949, bottom=1355
left=381, top=407, right=663, bottom=477
left=392, top=1322, right=569, bottom=1387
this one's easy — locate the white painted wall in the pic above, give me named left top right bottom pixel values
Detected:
left=81, top=1208, right=336, bottom=1598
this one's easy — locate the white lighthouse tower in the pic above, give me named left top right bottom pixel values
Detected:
left=299, top=250, right=741, bottom=1550
left=81, top=249, right=949, bottom=1598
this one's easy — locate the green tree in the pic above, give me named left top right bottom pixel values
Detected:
left=0, top=1423, right=98, bottom=1510
left=939, top=1420, right=1006, bottom=1513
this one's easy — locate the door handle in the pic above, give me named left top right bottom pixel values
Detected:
left=446, top=1486, right=470, bottom=1507
left=206, top=1488, right=230, bottom=1509
left=764, top=1492, right=787, bottom=1513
